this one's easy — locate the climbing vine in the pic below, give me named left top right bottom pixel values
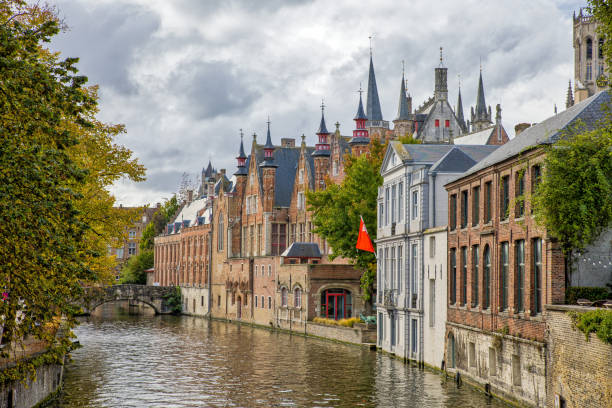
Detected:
left=568, top=309, right=612, bottom=345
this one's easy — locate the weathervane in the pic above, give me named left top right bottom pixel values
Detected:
left=440, top=46, right=443, bottom=66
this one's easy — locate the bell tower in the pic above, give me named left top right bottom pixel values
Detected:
left=573, top=8, right=608, bottom=103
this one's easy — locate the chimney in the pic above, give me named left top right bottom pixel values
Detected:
left=514, top=123, right=531, bottom=136
left=156, top=202, right=161, bottom=209
left=281, top=138, right=295, bottom=148
left=187, top=189, right=193, bottom=203
left=119, top=203, right=123, bottom=208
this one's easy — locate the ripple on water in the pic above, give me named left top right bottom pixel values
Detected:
left=57, top=313, right=508, bottom=408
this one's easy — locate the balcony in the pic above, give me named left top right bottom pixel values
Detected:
left=383, top=289, right=398, bottom=309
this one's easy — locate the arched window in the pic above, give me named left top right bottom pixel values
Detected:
left=587, top=37, right=593, bottom=59
left=281, top=287, right=288, bottom=307
left=482, top=245, right=491, bottom=309
left=599, top=38, right=604, bottom=59
left=217, top=213, right=224, bottom=251
left=294, top=287, right=302, bottom=307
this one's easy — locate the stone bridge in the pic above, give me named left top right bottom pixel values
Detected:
left=81, top=284, right=176, bottom=315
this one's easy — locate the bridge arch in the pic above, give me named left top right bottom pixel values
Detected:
left=89, top=298, right=160, bottom=314
left=82, top=284, right=174, bottom=316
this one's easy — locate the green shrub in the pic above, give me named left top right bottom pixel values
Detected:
left=568, top=309, right=612, bottom=345
left=163, top=286, right=182, bottom=314
left=312, top=317, right=363, bottom=327
left=566, top=286, right=611, bottom=305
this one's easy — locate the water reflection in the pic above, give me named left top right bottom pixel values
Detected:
left=58, top=307, right=506, bottom=407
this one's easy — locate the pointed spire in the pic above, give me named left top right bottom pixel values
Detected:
left=235, top=129, right=248, bottom=176
left=366, top=54, right=383, bottom=121
left=566, top=79, right=575, bottom=108
left=456, top=84, right=466, bottom=132
left=354, top=85, right=367, bottom=120
left=396, top=71, right=410, bottom=120
left=237, top=129, right=246, bottom=159
left=204, top=160, right=213, bottom=179
left=317, top=100, right=329, bottom=134
left=264, top=116, right=274, bottom=149
left=475, top=70, right=488, bottom=117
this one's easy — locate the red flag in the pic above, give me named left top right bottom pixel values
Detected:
left=356, top=216, right=375, bottom=253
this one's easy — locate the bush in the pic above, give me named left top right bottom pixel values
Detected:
left=566, top=286, right=611, bottom=304
left=312, top=317, right=363, bottom=328
left=568, top=309, right=612, bottom=345
left=119, top=250, right=154, bottom=284
left=163, top=286, right=182, bottom=315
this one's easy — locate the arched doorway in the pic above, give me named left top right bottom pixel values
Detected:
left=237, top=296, right=242, bottom=319
left=320, top=289, right=352, bottom=320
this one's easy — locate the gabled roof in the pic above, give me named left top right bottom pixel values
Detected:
left=281, top=242, right=322, bottom=258
left=430, top=147, right=476, bottom=173
left=457, top=90, right=611, bottom=180
left=171, top=197, right=208, bottom=230
left=453, top=126, right=494, bottom=145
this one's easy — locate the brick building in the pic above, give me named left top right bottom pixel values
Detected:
left=444, top=91, right=610, bottom=407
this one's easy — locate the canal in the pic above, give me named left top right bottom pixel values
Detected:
left=57, top=305, right=507, bottom=407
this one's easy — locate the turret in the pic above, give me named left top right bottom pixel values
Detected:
left=470, top=69, right=493, bottom=132
left=566, top=79, right=575, bottom=108
left=234, top=129, right=248, bottom=176
left=311, top=102, right=331, bottom=190
left=434, top=47, right=448, bottom=101
left=350, top=87, right=371, bottom=156
left=393, top=68, right=414, bottom=138
left=456, top=85, right=467, bottom=133
left=365, top=51, right=389, bottom=139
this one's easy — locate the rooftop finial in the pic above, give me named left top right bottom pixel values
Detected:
left=240, top=128, right=243, bottom=140
left=458, top=73, right=461, bottom=90
left=369, top=34, right=373, bottom=56
left=479, top=56, right=482, bottom=72
left=439, top=46, right=443, bottom=66
left=252, top=132, right=257, bottom=142
left=267, top=115, right=271, bottom=129
left=321, top=98, right=325, bottom=114
left=402, top=59, right=405, bottom=76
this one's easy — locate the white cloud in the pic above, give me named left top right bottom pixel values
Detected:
left=51, top=0, right=585, bottom=205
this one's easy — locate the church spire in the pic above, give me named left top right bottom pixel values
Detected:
left=470, top=67, right=493, bottom=132
left=366, top=54, right=383, bottom=121
left=312, top=101, right=331, bottom=156
left=263, top=117, right=275, bottom=162
left=396, top=71, right=410, bottom=120
left=456, top=85, right=466, bottom=133
left=566, top=79, right=575, bottom=108
left=234, top=129, right=248, bottom=176
left=475, top=70, right=487, bottom=117
left=354, top=85, right=367, bottom=120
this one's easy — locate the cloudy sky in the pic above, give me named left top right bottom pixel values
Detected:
left=51, top=0, right=584, bottom=206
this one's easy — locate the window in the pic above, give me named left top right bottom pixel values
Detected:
left=411, top=319, right=417, bottom=353
left=411, top=244, right=418, bottom=296
left=255, top=295, right=258, bottom=308
left=379, top=203, right=384, bottom=227
left=332, top=161, right=338, bottom=175
left=383, top=248, right=389, bottom=289
left=533, top=238, right=542, bottom=315
left=516, top=172, right=525, bottom=218
left=450, top=194, right=457, bottom=230
left=501, top=242, right=509, bottom=311
left=429, top=279, right=435, bottom=327
left=290, top=224, right=296, bottom=245
left=218, top=214, right=224, bottom=251
left=268, top=296, right=272, bottom=309
left=469, top=342, right=476, bottom=367
left=128, top=242, right=137, bottom=255
left=201, top=296, right=204, bottom=307
left=460, top=190, right=468, bottom=229
left=116, top=248, right=124, bottom=258
left=472, top=186, right=480, bottom=226
left=398, top=182, right=403, bottom=221
left=294, top=287, right=302, bottom=307
left=268, top=265, right=272, bottom=277
left=484, top=182, right=492, bottom=223
left=587, top=62, right=593, bottom=80
left=390, top=247, right=395, bottom=289
left=461, top=247, right=467, bottom=306
left=412, top=191, right=418, bottom=219
left=271, top=223, right=286, bottom=256
left=128, top=230, right=136, bottom=239
left=257, top=224, right=262, bottom=255
left=450, top=248, right=456, bottom=304
left=435, top=119, right=440, bottom=127
left=281, top=288, right=288, bottom=307
left=516, top=240, right=525, bottom=312
left=599, top=37, right=604, bottom=59
left=489, top=348, right=497, bottom=376
left=445, top=119, right=450, bottom=127
left=391, top=185, right=396, bottom=223
left=429, top=236, right=435, bottom=258
left=299, top=168, right=304, bottom=183
left=512, top=355, right=521, bottom=386
left=501, top=176, right=510, bottom=220
left=484, top=245, right=491, bottom=309
left=397, top=245, right=402, bottom=290
left=385, top=187, right=390, bottom=225
left=378, top=313, right=383, bottom=342
left=472, top=245, right=479, bottom=307
left=297, top=192, right=305, bottom=210
left=587, top=37, right=593, bottom=59
left=218, top=296, right=221, bottom=307
left=261, top=295, right=264, bottom=307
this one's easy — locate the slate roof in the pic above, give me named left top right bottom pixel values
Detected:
left=171, top=197, right=208, bottom=230
left=366, top=55, right=383, bottom=121
left=354, top=92, right=367, bottom=120
left=457, top=90, right=611, bottom=180
left=281, top=242, right=322, bottom=258
left=251, top=144, right=301, bottom=207
left=453, top=127, right=494, bottom=145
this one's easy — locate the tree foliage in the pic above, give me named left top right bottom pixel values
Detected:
left=306, top=140, right=386, bottom=301
left=0, top=0, right=145, bottom=380
left=140, top=196, right=179, bottom=251
left=532, top=120, right=612, bottom=253
left=120, top=250, right=153, bottom=285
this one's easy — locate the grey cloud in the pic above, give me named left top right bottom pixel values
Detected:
left=52, top=0, right=160, bottom=94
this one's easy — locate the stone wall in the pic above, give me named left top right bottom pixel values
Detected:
left=546, top=305, right=612, bottom=408
left=0, top=362, right=63, bottom=408
left=305, top=322, right=376, bottom=345
left=181, top=286, right=210, bottom=317
left=446, top=322, right=547, bottom=407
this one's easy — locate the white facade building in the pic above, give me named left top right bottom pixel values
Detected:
left=376, top=142, right=498, bottom=368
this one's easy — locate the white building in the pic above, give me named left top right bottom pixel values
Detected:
left=376, top=142, right=498, bottom=368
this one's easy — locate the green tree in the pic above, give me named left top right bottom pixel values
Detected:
left=120, top=250, right=154, bottom=284
left=532, top=120, right=612, bottom=253
left=140, top=196, right=179, bottom=250
left=307, top=140, right=386, bottom=302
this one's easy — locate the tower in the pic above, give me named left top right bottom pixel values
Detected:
left=434, top=48, right=448, bottom=102
left=573, top=8, right=608, bottom=103
left=311, top=102, right=331, bottom=191
left=234, top=130, right=248, bottom=176
left=393, top=66, right=413, bottom=138
left=456, top=82, right=467, bottom=133
left=260, top=119, right=278, bottom=212
left=365, top=51, right=389, bottom=141
left=350, top=87, right=370, bottom=157
left=470, top=69, right=492, bottom=132
left=566, top=80, right=575, bottom=109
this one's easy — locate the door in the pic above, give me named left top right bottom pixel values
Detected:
left=237, top=296, right=242, bottom=319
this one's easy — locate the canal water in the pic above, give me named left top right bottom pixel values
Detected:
left=57, top=305, right=507, bottom=408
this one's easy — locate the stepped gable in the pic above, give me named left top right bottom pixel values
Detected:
left=457, top=90, right=611, bottom=180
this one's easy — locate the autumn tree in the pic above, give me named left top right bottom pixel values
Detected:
left=306, top=140, right=386, bottom=304
left=0, top=0, right=145, bottom=381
